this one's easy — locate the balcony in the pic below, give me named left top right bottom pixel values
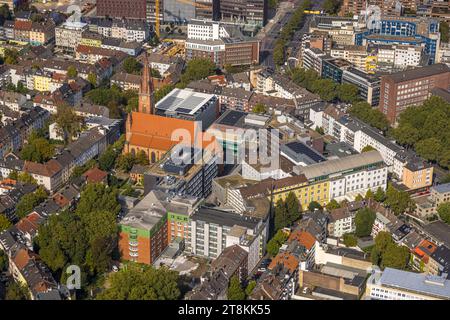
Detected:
left=129, top=246, right=138, bottom=252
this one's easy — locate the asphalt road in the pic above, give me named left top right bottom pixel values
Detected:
left=259, top=0, right=325, bottom=69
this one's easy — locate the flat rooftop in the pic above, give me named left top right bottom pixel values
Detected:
left=379, top=267, right=450, bottom=299
left=192, top=207, right=260, bottom=230
left=155, top=88, right=215, bottom=116
left=385, top=63, right=450, bottom=84
left=295, top=150, right=384, bottom=180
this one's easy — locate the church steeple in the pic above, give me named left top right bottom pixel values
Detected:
left=138, top=52, right=155, bottom=114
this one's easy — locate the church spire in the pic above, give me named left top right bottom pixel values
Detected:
left=138, top=52, right=154, bottom=114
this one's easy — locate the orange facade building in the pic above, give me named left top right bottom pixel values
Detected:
left=124, top=52, right=217, bottom=163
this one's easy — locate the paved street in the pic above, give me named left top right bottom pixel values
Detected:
left=259, top=0, right=325, bottom=69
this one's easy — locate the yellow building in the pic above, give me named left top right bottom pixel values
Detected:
left=240, top=175, right=330, bottom=211
left=33, top=74, right=53, bottom=92
left=402, top=162, right=433, bottom=190
left=29, top=29, right=48, bottom=45
left=80, top=37, right=102, bottom=48
left=271, top=178, right=330, bottom=210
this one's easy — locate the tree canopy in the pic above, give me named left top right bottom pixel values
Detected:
left=0, top=214, right=11, bottom=232
left=15, top=186, right=47, bottom=219
left=123, top=57, right=142, bottom=74
left=392, top=96, right=450, bottom=168
left=266, top=229, right=288, bottom=257
left=97, top=266, right=180, bottom=300
left=289, top=68, right=359, bottom=103
left=178, top=58, right=216, bottom=88
left=54, top=104, right=82, bottom=143
left=274, top=192, right=301, bottom=231
left=384, top=184, right=415, bottom=215
left=36, top=182, right=120, bottom=284
left=371, top=231, right=410, bottom=270
left=21, top=132, right=55, bottom=163
left=348, top=101, right=390, bottom=132
left=354, top=208, right=376, bottom=237
left=438, top=202, right=450, bottom=224
left=227, top=275, right=245, bottom=300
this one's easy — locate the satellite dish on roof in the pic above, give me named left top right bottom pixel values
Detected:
left=66, top=5, right=82, bottom=23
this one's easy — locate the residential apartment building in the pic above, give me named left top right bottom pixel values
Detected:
left=55, top=21, right=88, bottom=53
left=379, top=63, right=450, bottom=123
left=188, top=206, right=266, bottom=260
left=119, top=190, right=170, bottom=265
left=295, top=150, right=387, bottom=202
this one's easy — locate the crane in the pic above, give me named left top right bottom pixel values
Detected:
left=154, top=0, right=211, bottom=39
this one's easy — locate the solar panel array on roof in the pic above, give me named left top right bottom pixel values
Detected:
left=157, top=96, right=183, bottom=111
left=285, top=141, right=326, bottom=163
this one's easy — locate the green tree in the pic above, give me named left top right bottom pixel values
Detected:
left=123, top=57, right=142, bottom=74
left=365, top=189, right=374, bottom=200
left=285, top=191, right=301, bottom=224
left=266, top=229, right=288, bottom=256
left=5, top=282, right=29, bottom=300
left=21, top=136, right=55, bottom=163
left=355, top=194, right=364, bottom=201
left=374, top=187, right=386, bottom=202
left=75, top=183, right=121, bottom=217
left=312, top=79, right=337, bottom=102
left=17, top=172, right=37, bottom=185
left=54, top=104, right=82, bottom=143
left=325, top=199, right=340, bottom=211
left=4, top=48, right=19, bottom=65
left=361, top=145, right=376, bottom=153
left=415, top=138, right=443, bottom=162
left=116, top=153, right=136, bottom=172
left=338, top=83, right=359, bottom=103
left=179, top=58, right=216, bottom=87
left=97, top=266, right=180, bottom=300
left=308, top=201, right=322, bottom=211
left=438, top=202, right=450, bottom=224
left=268, top=0, right=278, bottom=9
left=98, top=146, right=117, bottom=171
left=227, top=275, right=245, bottom=300
left=0, top=214, right=12, bottom=232
left=354, top=208, right=376, bottom=237
left=323, top=0, right=341, bottom=14
left=252, top=103, right=267, bottom=114
left=245, top=280, right=257, bottom=296
left=349, top=101, right=390, bottom=132
left=274, top=199, right=288, bottom=231
left=381, top=243, right=410, bottom=270
left=87, top=72, right=97, bottom=87
left=343, top=233, right=358, bottom=247
left=15, top=186, right=48, bottom=218
left=384, top=184, right=415, bottom=215
left=67, top=66, right=78, bottom=78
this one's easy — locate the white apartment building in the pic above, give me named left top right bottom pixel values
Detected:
left=55, top=21, right=88, bottom=53
left=309, top=106, right=404, bottom=170
left=330, top=45, right=368, bottom=71
left=189, top=207, right=266, bottom=261
left=187, top=19, right=230, bottom=41
left=394, top=46, right=422, bottom=67
left=295, top=150, right=388, bottom=201
left=366, top=267, right=450, bottom=300
left=376, top=45, right=423, bottom=68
